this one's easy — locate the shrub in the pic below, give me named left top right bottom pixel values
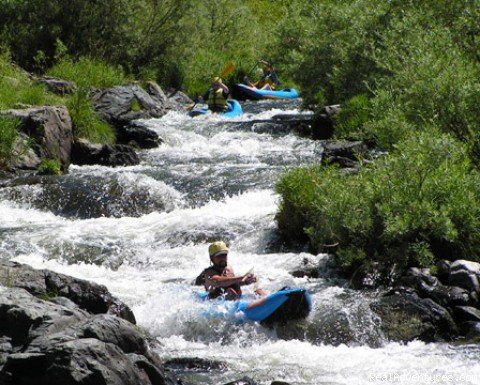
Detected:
left=38, top=158, right=62, bottom=175
left=276, top=129, right=480, bottom=274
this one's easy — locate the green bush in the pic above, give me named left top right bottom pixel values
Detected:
left=276, top=129, right=480, bottom=274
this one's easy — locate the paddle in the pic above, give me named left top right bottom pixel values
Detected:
left=188, top=62, right=235, bottom=111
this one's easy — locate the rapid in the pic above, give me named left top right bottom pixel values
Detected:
left=2, top=99, right=480, bottom=385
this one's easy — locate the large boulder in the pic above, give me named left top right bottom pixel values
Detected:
left=0, top=267, right=178, bottom=385
left=91, top=84, right=168, bottom=128
left=0, top=261, right=135, bottom=323
left=2, top=106, right=73, bottom=173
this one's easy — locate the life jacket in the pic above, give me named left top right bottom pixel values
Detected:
left=207, top=88, right=228, bottom=112
left=201, top=265, right=242, bottom=300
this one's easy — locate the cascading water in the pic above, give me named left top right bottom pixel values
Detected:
left=2, top=99, right=480, bottom=384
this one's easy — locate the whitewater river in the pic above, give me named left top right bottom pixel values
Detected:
left=2, top=99, right=480, bottom=384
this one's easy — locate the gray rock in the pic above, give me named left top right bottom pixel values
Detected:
left=119, top=121, right=162, bottom=149
left=2, top=106, right=73, bottom=173
left=449, top=270, right=480, bottom=293
left=0, top=261, right=135, bottom=323
left=450, top=259, right=480, bottom=274
left=10, top=133, right=41, bottom=170
left=36, top=76, right=76, bottom=95
left=452, top=306, right=480, bottom=323
left=371, top=288, right=458, bottom=342
left=71, top=138, right=140, bottom=167
left=435, top=259, right=451, bottom=285
left=323, top=140, right=368, bottom=160
left=91, top=84, right=168, bottom=128
left=424, top=285, right=470, bottom=308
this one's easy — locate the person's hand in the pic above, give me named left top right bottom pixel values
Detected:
left=242, top=273, right=256, bottom=285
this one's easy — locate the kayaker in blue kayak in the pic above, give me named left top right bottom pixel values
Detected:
left=243, top=59, right=281, bottom=90
left=198, top=241, right=267, bottom=300
left=201, top=77, right=230, bottom=113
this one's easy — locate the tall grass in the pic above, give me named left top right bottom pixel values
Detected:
left=47, top=57, right=128, bottom=143
left=0, top=117, right=20, bottom=168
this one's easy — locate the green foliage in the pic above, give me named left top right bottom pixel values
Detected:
left=0, top=50, right=57, bottom=109
left=334, top=94, right=371, bottom=139
left=0, top=117, right=20, bottom=168
left=277, top=129, right=480, bottom=274
left=47, top=57, right=129, bottom=89
left=38, top=158, right=62, bottom=176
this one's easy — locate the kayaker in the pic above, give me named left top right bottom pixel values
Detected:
left=202, top=77, right=230, bottom=112
left=199, top=241, right=267, bottom=300
left=243, top=59, right=280, bottom=90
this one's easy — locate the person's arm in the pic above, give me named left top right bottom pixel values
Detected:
left=205, top=272, right=256, bottom=289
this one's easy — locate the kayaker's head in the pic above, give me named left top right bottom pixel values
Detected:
left=212, top=77, right=222, bottom=89
left=209, top=241, right=229, bottom=268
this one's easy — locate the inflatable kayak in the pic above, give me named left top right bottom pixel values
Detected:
left=236, top=84, right=299, bottom=100
left=197, top=287, right=312, bottom=325
left=188, top=99, right=243, bottom=118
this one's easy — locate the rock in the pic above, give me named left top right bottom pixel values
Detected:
left=371, top=288, right=458, bottom=342
left=452, top=306, right=480, bottom=323
left=463, top=322, right=480, bottom=342
left=310, top=105, right=341, bottom=140
left=0, top=261, right=136, bottom=323
left=36, top=76, right=76, bottom=95
left=91, top=84, right=169, bottom=129
left=0, top=273, right=175, bottom=385
left=450, top=259, right=480, bottom=274
left=423, top=285, right=471, bottom=308
left=71, top=138, right=140, bottom=167
left=223, top=377, right=259, bottom=385
left=435, top=259, right=451, bottom=285
left=9, top=133, right=42, bottom=170
left=449, top=270, right=480, bottom=293
left=164, top=357, right=227, bottom=371
left=2, top=106, right=73, bottom=173
left=323, top=140, right=368, bottom=161
left=164, top=87, right=194, bottom=108
left=118, top=121, right=162, bottom=149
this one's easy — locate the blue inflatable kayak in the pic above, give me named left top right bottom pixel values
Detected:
left=188, top=99, right=243, bottom=118
left=197, top=287, right=312, bottom=325
left=236, top=84, right=299, bottom=100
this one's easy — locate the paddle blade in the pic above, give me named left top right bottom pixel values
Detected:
left=220, top=61, right=235, bottom=78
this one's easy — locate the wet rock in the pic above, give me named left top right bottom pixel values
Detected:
left=0, top=274, right=176, bottom=385
left=371, top=288, right=458, bottom=342
left=36, top=76, right=76, bottom=95
left=2, top=106, right=73, bottom=173
left=164, top=357, right=227, bottom=371
left=462, top=322, right=480, bottom=342
left=71, top=138, right=140, bottom=167
left=450, top=259, right=480, bottom=274
left=164, top=88, right=194, bottom=107
left=0, top=261, right=136, bottom=323
left=118, top=121, right=162, bottom=149
left=223, top=377, right=258, bottom=385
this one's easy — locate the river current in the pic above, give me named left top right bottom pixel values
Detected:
left=1, top=99, right=480, bottom=384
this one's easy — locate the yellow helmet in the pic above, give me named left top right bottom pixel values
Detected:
left=213, top=76, right=222, bottom=83
left=209, top=241, right=229, bottom=257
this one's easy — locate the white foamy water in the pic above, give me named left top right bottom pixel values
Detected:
left=3, top=100, right=480, bottom=384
